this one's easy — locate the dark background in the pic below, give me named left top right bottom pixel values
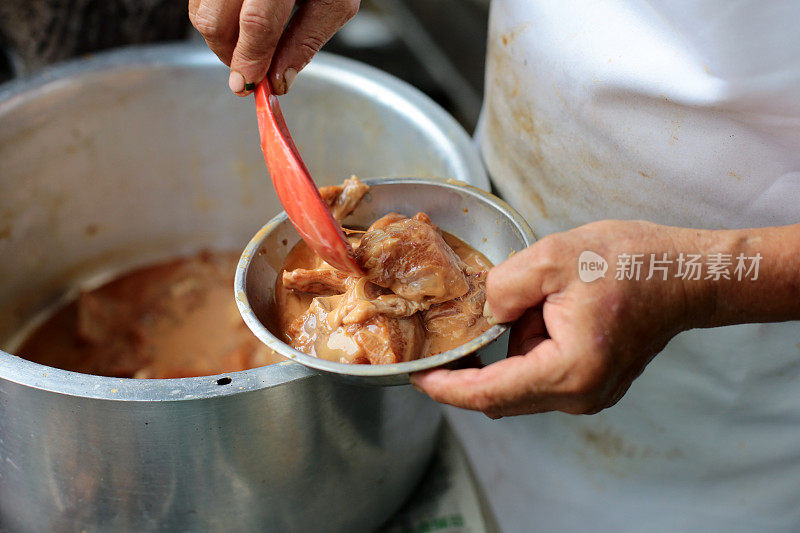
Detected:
left=0, top=0, right=489, bottom=131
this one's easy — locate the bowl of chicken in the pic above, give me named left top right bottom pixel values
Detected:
left=236, top=176, right=535, bottom=386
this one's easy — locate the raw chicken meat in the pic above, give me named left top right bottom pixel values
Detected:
left=283, top=265, right=350, bottom=295
left=277, top=177, right=492, bottom=365
left=355, top=213, right=470, bottom=306
left=286, top=279, right=426, bottom=365
left=424, top=269, right=489, bottom=356
left=319, top=175, right=370, bottom=221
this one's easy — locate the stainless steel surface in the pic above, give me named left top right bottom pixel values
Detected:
left=236, top=177, right=535, bottom=386
left=0, top=44, right=488, bottom=532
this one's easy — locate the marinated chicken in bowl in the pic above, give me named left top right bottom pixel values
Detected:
left=273, top=177, right=493, bottom=365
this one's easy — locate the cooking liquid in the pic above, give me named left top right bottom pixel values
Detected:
left=274, top=233, right=493, bottom=361
left=18, top=251, right=283, bottom=378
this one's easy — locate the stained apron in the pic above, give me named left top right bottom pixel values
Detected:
left=447, top=1, right=800, bottom=531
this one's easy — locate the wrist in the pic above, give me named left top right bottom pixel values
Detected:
left=682, top=225, right=800, bottom=327
left=667, top=227, right=721, bottom=330
left=677, top=228, right=737, bottom=329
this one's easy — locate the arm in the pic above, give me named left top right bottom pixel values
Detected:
left=693, top=224, right=800, bottom=326
left=189, top=0, right=360, bottom=96
left=412, top=220, right=800, bottom=418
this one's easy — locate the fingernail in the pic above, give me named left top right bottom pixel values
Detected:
left=283, top=68, right=298, bottom=92
left=483, top=301, right=500, bottom=325
left=228, top=71, right=245, bottom=94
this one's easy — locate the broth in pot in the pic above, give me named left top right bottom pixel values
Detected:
left=18, top=251, right=283, bottom=378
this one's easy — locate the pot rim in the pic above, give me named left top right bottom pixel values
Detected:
left=0, top=44, right=487, bottom=401
left=235, top=177, right=535, bottom=384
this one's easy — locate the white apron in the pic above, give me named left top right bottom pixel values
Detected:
left=447, top=1, right=800, bottom=531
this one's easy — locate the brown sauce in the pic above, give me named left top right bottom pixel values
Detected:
left=17, top=251, right=283, bottom=378
left=426, top=234, right=493, bottom=355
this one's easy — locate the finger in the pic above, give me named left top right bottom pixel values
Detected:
left=507, top=307, right=547, bottom=357
left=268, top=0, right=360, bottom=94
left=486, top=244, right=554, bottom=323
left=189, top=0, right=244, bottom=67
left=411, top=339, right=573, bottom=416
left=229, top=0, right=295, bottom=96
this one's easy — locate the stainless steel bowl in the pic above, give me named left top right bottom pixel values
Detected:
left=236, top=177, right=535, bottom=386
left=0, top=44, right=489, bottom=532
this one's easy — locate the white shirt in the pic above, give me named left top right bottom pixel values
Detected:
left=448, top=1, right=800, bottom=531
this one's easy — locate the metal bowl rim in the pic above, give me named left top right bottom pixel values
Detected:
left=235, top=177, right=535, bottom=379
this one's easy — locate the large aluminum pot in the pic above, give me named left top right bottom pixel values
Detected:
left=0, top=44, right=488, bottom=532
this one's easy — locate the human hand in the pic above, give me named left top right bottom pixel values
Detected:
left=189, top=0, right=360, bottom=96
left=412, top=220, right=714, bottom=418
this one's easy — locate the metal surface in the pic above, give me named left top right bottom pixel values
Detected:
left=0, top=44, right=488, bottom=532
left=236, top=177, right=535, bottom=386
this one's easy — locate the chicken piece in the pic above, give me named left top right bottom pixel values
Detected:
left=424, top=270, right=491, bottom=355
left=424, top=270, right=488, bottom=334
left=282, top=266, right=350, bottom=295
left=318, top=176, right=370, bottom=221
left=355, top=212, right=469, bottom=306
left=327, top=277, right=426, bottom=325
left=287, top=290, right=426, bottom=365
left=351, top=313, right=425, bottom=364
left=77, top=290, right=133, bottom=346
left=76, top=290, right=150, bottom=377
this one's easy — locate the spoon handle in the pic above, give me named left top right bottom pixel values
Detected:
left=254, top=80, right=362, bottom=275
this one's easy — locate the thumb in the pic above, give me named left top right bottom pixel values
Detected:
left=486, top=243, right=552, bottom=323
left=228, top=0, right=294, bottom=96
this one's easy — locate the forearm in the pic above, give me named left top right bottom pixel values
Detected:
left=688, top=223, right=800, bottom=327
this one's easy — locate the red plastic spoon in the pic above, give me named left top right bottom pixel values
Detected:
left=254, top=80, right=362, bottom=275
